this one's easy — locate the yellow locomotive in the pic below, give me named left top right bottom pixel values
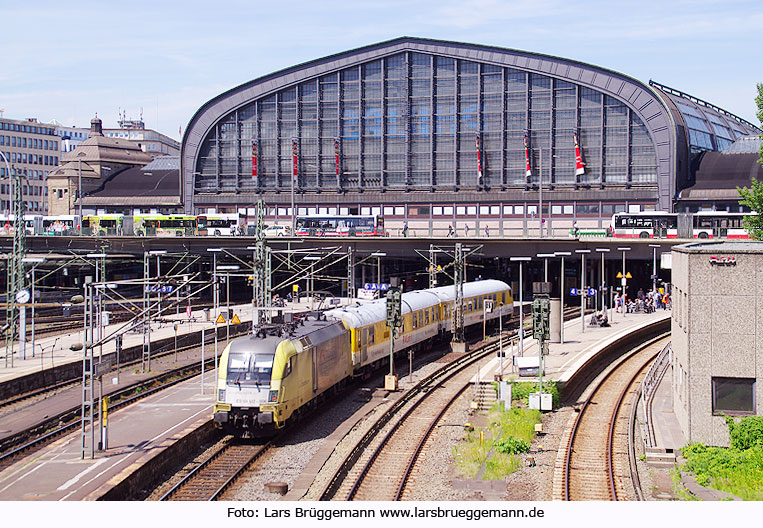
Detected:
left=213, top=279, right=512, bottom=435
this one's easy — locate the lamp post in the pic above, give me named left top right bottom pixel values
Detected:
left=537, top=253, right=554, bottom=282
left=649, top=244, right=660, bottom=293
left=617, top=246, right=631, bottom=315
left=498, top=302, right=504, bottom=378
left=303, top=256, right=321, bottom=307
left=595, top=248, right=610, bottom=317
left=22, top=257, right=45, bottom=356
left=510, top=256, right=531, bottom=356
left=575, top=249, right=590, bottom=332
left=207, top=248, right=222, bottom=381
left=149, top=250, right=167, bottom=323
left=371, top=252, right=386, bottom=294
left=217, top=265, right=240, bottom=343
left=555, top=251, right=571, bottom=343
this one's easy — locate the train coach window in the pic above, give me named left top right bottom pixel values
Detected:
left=413, top=312, right=418, bottom=329
left=424, top=310, right=429, bottom=325
left=368, top=327, right=375, bottom=345
left=284, top=357, right=293, bottom=377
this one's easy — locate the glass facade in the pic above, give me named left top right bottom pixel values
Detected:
left=194, top=52, right=658, bottom=195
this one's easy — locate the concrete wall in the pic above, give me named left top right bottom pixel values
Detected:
left=672, top=244, right=763, bottom=446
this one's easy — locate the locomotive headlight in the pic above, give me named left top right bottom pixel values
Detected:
left=268, top=390, right=278, bottom=402
left=218, top=389, right=226, bottom=402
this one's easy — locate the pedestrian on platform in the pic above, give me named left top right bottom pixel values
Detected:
left=448, top=224, right=454, bottom=237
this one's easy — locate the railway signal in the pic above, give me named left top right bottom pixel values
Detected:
left=385, top=287, right=402, bottom=390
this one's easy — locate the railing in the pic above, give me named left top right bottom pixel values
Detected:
left=640, top=341, right=672, bottom=447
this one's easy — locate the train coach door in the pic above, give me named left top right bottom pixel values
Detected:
left=311, top=347, right=318, bottom=393
left=361, top=328, right=368, bottom=363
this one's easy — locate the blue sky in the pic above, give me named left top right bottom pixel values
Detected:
left=1, top=0, right=761, bottom=140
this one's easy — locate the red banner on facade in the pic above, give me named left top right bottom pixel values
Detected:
left=251, top=140, right=258, bottom=177
left=573, top=132, right=585, bottom=176
left=475, top=134, right=483, bottom=182
left=524, top=132, right=532, bottom=178
left=334, top=138, right=340, bottom=177
left=292, top=138, right=298, bottom=179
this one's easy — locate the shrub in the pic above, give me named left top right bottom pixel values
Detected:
left=725, top=415, right=763, bottom=451
left=494, top=436, right=530, bottom=455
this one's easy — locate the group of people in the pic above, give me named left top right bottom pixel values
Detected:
left=446, top=224, right=490, bottom=237
left=614, top=288, right=670, bottom=314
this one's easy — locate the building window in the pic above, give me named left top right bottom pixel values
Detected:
left=712, top=377, right=755, bottom=414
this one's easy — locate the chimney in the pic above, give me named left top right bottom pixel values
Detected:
left=90, top=116, right=103, bottom=136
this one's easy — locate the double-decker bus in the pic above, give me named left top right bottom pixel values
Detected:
left=132, top=214, right=197, bottom=237
left=295, top=214, right=385, bottom=237
left=83, top=214, right=124, bottom=236
left=197, top=213, right=241, bottom=236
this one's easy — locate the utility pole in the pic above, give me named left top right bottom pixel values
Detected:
left=451, top=243, right=465, bottom=350
left=4, top=156, right=26, bottom=368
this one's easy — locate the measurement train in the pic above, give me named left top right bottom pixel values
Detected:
left=213, top=279, right=513, bottom=436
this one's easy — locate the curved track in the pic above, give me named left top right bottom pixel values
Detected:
left=562, top=334, right=669, bottom=501
left=320, top=339, right=499, bottom=501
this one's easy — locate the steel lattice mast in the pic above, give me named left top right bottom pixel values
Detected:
left=4, top=162, right=26, bottom=368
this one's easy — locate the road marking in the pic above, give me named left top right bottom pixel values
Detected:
left=57, top=458, right=108, bottom=491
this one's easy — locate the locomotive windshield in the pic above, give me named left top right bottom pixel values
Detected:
left=227, top=352, right=274, bottom=386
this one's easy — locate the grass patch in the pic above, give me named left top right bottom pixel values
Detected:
left=680, top=443, right=763, bottom=500
left=671, top=468, right=699, bottom=501
left=452, top=404, right=541, bottom=480
left=509, top=381, right=560, bottom=409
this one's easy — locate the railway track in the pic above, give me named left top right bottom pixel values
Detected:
left=319, top=338, right=501, bottom=501
left=562, top=334, right=670, bottom=501
left=160, top=439, right=272, bottom=501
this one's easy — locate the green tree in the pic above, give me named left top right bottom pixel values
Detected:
left=738, top=179, right=763, bottom=240
left=736, top=84, right=763, bottom=240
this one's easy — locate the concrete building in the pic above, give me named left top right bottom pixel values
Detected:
left=103, top=113, right=180, bottom=157
left=0, top=116, right=60, bottom=214
left=671, top=241, right=763, bottom=447
left=46, top=116, right=153, bottom=215
left=181, top=37, right=761, bottom=233
left=49, top=120, right=90, bottom=154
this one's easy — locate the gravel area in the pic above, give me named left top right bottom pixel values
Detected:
left=228, top=354, right=446, bottom=501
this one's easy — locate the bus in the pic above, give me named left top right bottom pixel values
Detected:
left=610, top=212, right=678, bottom=239
left=0, top=214, right=38, bottom=235
left=295, top=214, right=386, bottom=237
left=692, top=211, right=751, bottom=239
left=197, top=213, right=241, bottom=236
left=610, top=211, right=752, bottom=239
left=133, top=214, right=197, bottom=237
left=83, top=214, right=124, bottom=236
left=42, top=215, right=78, bottom=236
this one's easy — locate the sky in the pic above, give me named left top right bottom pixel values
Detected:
left=1, top=0, right=761, bottom=141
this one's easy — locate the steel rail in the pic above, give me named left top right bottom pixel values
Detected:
left=562, top=333, right=668, bottom=501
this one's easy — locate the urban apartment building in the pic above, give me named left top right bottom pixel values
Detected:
left=0, top=116, right=59, bottom=214
left=181, top=37, right=761, bottom=235
left=103, top=113, right=180, bottom=157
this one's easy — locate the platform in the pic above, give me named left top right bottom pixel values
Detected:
left=476, top=308, right=672, bottom=385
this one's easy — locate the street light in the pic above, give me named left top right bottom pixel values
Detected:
left=22, top=256, right=45, bottom=357
left=371, top=252, right=386, bottom=295
left=555, top=251, right=571, bottom=344
left=303, top=255, right=321, bottom=304
left=207, top=248, right=222, bottom=381
left=595, top=248, right=610, bottom=318
left=575, top=249, right=591, bottom=332
left=510, top=256, right=531, bottom=356
left=617, top=247, right=631, bottom=315
left=217, top=265, right=240, bottom=343
left=536, top=253, right=555, bottom=282
left=649, top=244, right=660, bottom=293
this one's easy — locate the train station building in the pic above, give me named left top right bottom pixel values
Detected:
left=671, top=241, right=763, bottom=447
left=180, top=37, right=761, bottom=235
